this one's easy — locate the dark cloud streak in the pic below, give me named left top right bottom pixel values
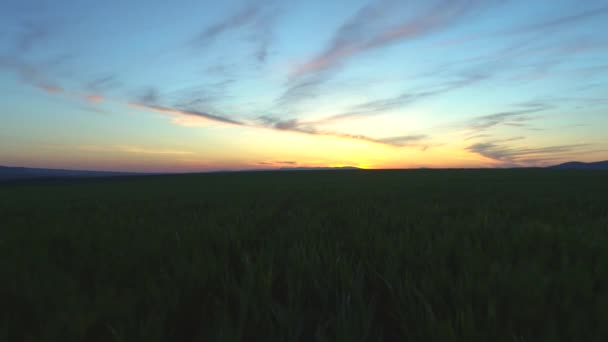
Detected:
left=505, top=5, right=608, bottom=35
left=467, top=141, right=589, bottom=165
left=293, top=0, right=488, bottom=77
left=193, top=1, right=279, bottom=63
left=137, top=88, right=160, bottom=105
left=0, top=56, right=63, bottom=92
left=466, top=104, right=550, bottom=132
left=86, top=75, right=121, bottom=92
left=320, top=73, right=488, bottom=123
left=17, top=23, right=50, bottom=53
left=279, top=0, right=498, bottom=109
left=257, top=116, right=428, bottom=147
left=132, top=102, right=244, bottom=126
left=195, top=6, right=260, bottom=44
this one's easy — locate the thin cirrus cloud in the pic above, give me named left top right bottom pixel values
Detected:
left=464, top=134, right=492, bottom=141
left=192, top=1, right=279, bottom=63
left=292, top=0, right=486, bottom=77
left=257, top=116, right=429, bottom=147
left=40, top=84, right=63, bottom=94
left=278, top=0, right=495, bottom=109
left=0, top=55, right=109, bottom=104
left=319, top=73, right=489, bottom=124
left=77, top=145, right=194, bottom=156
left=259, top=161, right=298, bottom=166
left=86, top=75, right=121, bottom=92
left=466, top=140, right=590, bottom=165
left=0, top=23, right=81, bottom=99
left=503, top=5, right=608, bottom=36
left=129, top=102, right=244, bottom=126
left=373, top=134, right=428, bottom=147
left=195, top=5, right=260, bottom=44
left=465, top=104, right=550, bottom=132
left=128, top=87, right=426, bottom=148
left=16, top=23, right=51, bottom=53
left=0, top=55, right=63, bottom=94
left=131, top=86, right=243, bottom=126
left=137, top=88, right=160, bottom=105
left=426, top=7, right=608, bottom=90
left=117, top=146, right=194, bottom=156
left=85, top=95, right=104, bottom=103
left=435, top=6, right=608, bottom=51
left=248, top=7, right=279, bottom=63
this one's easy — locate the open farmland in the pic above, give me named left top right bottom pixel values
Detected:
left=1, top=169, right=608, bottom=341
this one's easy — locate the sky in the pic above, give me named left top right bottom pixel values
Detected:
left=1, top=0, right=607, bottom=172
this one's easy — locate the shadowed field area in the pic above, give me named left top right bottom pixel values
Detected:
left=1, top=169, right=608, bottom=341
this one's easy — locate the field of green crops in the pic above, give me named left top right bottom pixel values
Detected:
left=1, top=169, right=608, bottom=341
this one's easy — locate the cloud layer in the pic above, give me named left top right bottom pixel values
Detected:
left=2, top=0, right=607, bottom=169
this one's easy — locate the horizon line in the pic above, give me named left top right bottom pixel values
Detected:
left=2, top=161, right=606, bottom=176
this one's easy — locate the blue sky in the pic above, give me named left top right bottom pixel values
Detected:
left=1, top=0, right=607, bottom=171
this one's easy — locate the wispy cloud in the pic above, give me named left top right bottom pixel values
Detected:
left=429, top=15, right=608, bottom=89
left=129, top=103, right=243, bottom=126
left=464, top=133, right=492, bottom=141
left=439, top=5, right=608, bottom=54
left=86, top=75, right=121, bottom=92
left=1, top=22, right=121, bottom=109
left=130, top=84, right=244, bottom=127
left=0, top=56, right=64, bottom=93
left=78, top=145, right=194, bottom=156
left=257, top=116, right=428, bottom=147
left=466, top=140, right=589, bottom=166
left=16, top=22, right=52, bottom=53
left=278, top=0, right=494, bottom=108
left=275, top=72, right=329, bottom=108
left=292, top=0, right=488, bottom=77
left=259, top=160, right=298, bottom=166
left=40, top=84, right=63, bottom=94
left=0, top=53, right=114, bottom=107
left=373, top=134, right=428, bottom=147
left=466, top=103, right=550, bottom=132
left=340, top=132, right=429, bottom=147
left=137, top=88, right=160, bottom=105
left=248, top=7, right=279, bottom=63
left=505, top=5, right=608, bottom=36
left=0, top=23, right=71, bottom=95
left=195, top=5, right=260, bottom=44
left=321, top=73, right=488, bottom=123
left=259, top=116, right=317, bottom=134
left=130, top=101, right=425, bottom=147
left=117, top=146, right=194, bottom=156
left=85, top=95, right=104, bottom=103
left=192, top=1, right=279, bottom=63
left=170, top=80, right=236, bottom=109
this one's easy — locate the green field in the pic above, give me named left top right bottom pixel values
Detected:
left=1, top=169, right=608, bottom=341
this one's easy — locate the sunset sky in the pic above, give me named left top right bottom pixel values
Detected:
left=1, top=0, right=607, bottom=172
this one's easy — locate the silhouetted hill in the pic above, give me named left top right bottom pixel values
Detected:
left=0, top=166, right=142, bottom=181
left=550, top=161, right=608, bottom=170
left=278, top=166, right=360, bottom=171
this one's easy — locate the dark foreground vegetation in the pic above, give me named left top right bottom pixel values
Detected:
left=1, top=169, right=608, bottom=341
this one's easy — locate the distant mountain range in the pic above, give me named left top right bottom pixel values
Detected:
left=212, top=166, right=361, bottom=173
left=278, top=166, right=360, bottom=171
left=0, top=166, right=141, bottom=181
left=549, top=161, right=608, bottom=170
left=1, top=162, right=605, bottom=181
left=0, top=165, right=362, bottom=181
